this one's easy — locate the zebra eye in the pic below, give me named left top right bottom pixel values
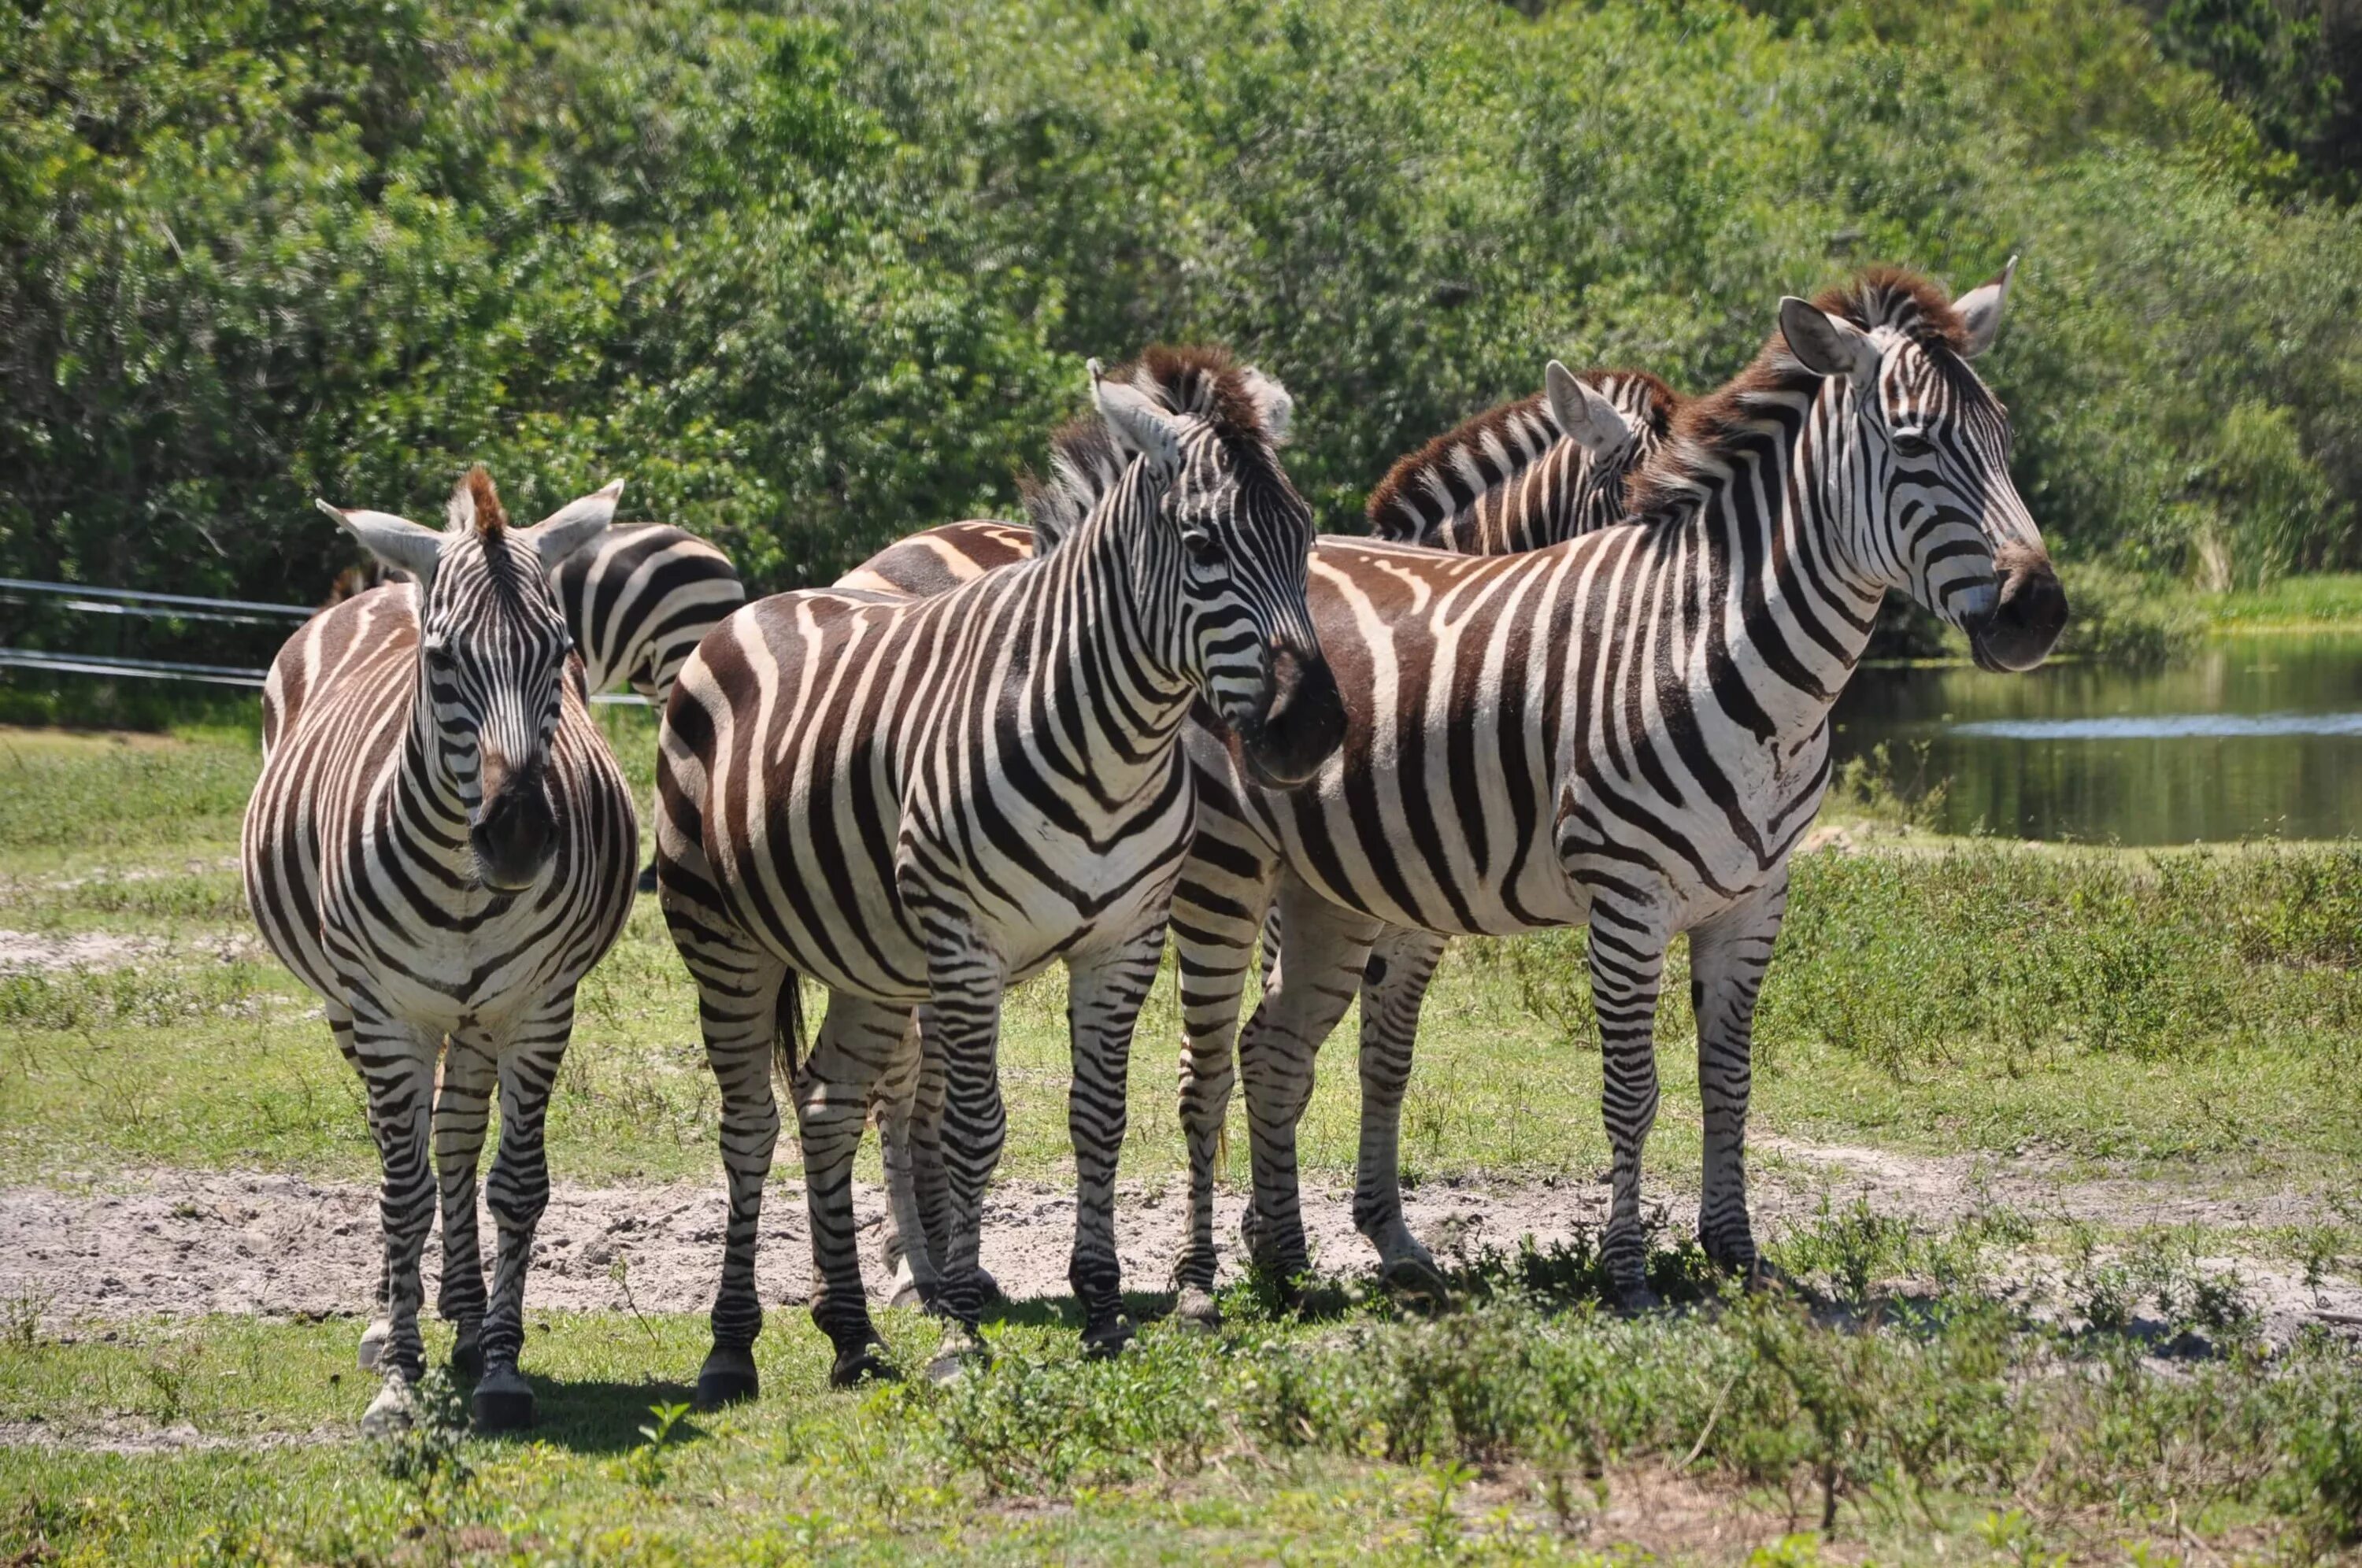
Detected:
left=1183, top=529, right=1222, bottom=565
left=1890, top=430, right=1934, bottom=459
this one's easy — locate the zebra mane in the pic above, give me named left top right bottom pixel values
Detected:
left=1018, top=344, right=1292, bottom=553
left=1625, top=267, right=1972, bottom=522
left=1364, top=369, right=1682, bottom=542
left=440, top=464, right=535, bottom=603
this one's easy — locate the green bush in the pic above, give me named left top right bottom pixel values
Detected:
left=2, top=0, right=2356, bottom=645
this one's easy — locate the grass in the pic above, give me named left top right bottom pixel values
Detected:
left=5, top=697, right=2362, bottom=1559
left=2201, top=574, right=2362, bottom=634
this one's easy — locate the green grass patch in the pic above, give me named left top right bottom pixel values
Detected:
left=2201, top=574, right=2362, bottom=634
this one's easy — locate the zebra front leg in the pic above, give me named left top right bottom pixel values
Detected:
left=331, top=1006, right=395, bottom=1373
left=470, top=1000, right=572, bottom=1431
left=351, top=1010, right=439, bottom=1436
left=1586, top=901, right=1672, bottom=1310
left=1168, top=866, right=1272, bottom=1325
left=431, top=1035, right=496, bottom=1380
left=923, top=930, right=1008, bottom=1377
left=1687, top=868, right=1789, bottom=1283
left=794, top=993, right=911, bottom=1387
left=1065, top=921, right=1166, bottom=1357
left=1235, top=885, right=1381, bottom=1288
left=872, top=1011, right=937, bottom=1310
left=1354, top=926, right=1450, bottom=1300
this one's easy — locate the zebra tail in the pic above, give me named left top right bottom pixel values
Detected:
left=772, top=974, right=807, bottom=1082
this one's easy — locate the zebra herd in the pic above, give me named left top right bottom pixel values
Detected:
left=240, top=264, right=2068, bottom=1433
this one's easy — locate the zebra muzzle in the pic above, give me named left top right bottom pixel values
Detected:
left=471, top=766, right=557, bottom=891
left=1968, top=547, right=2069, bottom=674
left=1235, top=641, right=1346, bottom=789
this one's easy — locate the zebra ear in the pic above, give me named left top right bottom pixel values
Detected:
left=1090, top=359, right=1183, bottom=475
left=1238, top=366, right=1294, bottom=446
left=1953, top=255, right=2016, bottom=359
left=520, top=480, right=625, bottom=569
left=1544, top=361, right=1632, bottom=459
left=318, top=500, right=444, bottom=582
left=1779, top=298, right=1882, bottom=388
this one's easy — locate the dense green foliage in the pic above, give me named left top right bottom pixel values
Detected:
left=3, top=0, right=2359, bottom=666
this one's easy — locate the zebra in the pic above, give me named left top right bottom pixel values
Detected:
left=840, top=359, right=1682, bottom=1309
left=243, top=468, right=639, bottom=1433
left=1161, top=263, right=2065, bottom=1311
left=653, top=349, right=1342, bottom=1400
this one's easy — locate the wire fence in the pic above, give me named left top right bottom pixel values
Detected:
left=0, top=578, right=651, bottom=703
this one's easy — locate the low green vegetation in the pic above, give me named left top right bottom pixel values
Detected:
left=3, top=1226, right=2360, bottom=1563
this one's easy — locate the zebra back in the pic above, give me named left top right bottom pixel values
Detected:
left=551, top=523, right=745, bottom=707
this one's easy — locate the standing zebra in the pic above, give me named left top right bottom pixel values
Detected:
left=655, top=349, right=1342, bottom=1399
left=244, top=468, right=638, bottom=1433
left=840, top=360, right=1680, bottom=1309
left=1166, top=264, right=2065, bottom=1309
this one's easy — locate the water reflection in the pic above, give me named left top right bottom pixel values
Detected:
left=1831, top=633, right=2362, bottom=843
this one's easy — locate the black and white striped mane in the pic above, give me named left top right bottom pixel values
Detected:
left=1364, top=369, right=1682, bottom=543
left=1627, top=267, right=1974, bottom=523
left=1018, top=345, right=1294, bottom=551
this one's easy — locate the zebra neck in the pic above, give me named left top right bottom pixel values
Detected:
left=1653, top=394, right=1885, bottom=749
left=1027, top=531, right=1196, bottom=804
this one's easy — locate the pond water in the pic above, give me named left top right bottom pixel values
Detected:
left=1829, top=633, right=2362, bottom=844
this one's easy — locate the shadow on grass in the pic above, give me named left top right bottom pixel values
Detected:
left=480, top=1376, right=704, bottom=1455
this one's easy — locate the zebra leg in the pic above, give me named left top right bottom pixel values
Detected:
left=332, top=1005, right=395, bottom=1373
left=794, top=992, right=909, bottom=1388
left=351, top=1008, right=439, bottom=1436
left=1687, top=867, right=1789, bottom=1283
left=1064, top=920, right=1166, bottom=1357
left=1235, top=883, right=1383, bottom=1286
left=673, top=926, right=789, bottom=1410
left=872, top=1011, right=938, bottom=1310
left=471, top=998, right=572, bottom=1432
left=1167, top=842, right=1276, bottom=1323
left=1586, top=900, right=1673, bottom=1311
left=431, top=1034, right=496, bottom=1380
left=1354, top=926, right=1450, bottom=1299
left=922, top=930, right=1008, bottom=1377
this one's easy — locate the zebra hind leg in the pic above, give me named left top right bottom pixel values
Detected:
left=1064, top=920, right=1167, bottom=1358
left=872, top=1011, right=934, bottom=1309
left=469, top=998, right=575, bottom=1431
left=1687, top=869, right=1790, bottom=1286
left=796, top=992, right=913, bottom=1386
left=431, top=1034, right=497, bottom=1380
left=331, top=1008, right=395, bottom=1373
left=1353, top=927, right=1451, bottom=1304
left=920, top=928, right=1009, bottom=1380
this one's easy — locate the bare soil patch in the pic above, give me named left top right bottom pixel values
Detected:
left=4, top=1142, right=2354, bottom=1345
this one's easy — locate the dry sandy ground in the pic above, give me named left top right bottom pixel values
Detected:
left=5, top=1140, right=2356, bottom=1348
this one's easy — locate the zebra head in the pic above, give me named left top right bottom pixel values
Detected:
left=1072, top=348, right=1345, bottom=787
left=317, top=467, right=624, bottom=890
left=1775, top=261, right=2068, bottom=672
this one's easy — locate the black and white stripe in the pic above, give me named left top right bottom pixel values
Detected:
left=242, top=468, right=638, bottom=1433
left=653, top=349, right=1342, bottom=1398
left=1165, top=264, right=2065, bottom=1307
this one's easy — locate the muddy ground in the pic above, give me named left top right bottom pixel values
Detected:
left=5, top=1140, right=2355, bottom=1347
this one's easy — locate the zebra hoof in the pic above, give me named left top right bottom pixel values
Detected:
left=886, top=1259, right=931, bottom=1312
left=359, top=1373, right=414, bottom=1438
left=924, top=1324, right=989, bottom=1384
left=829, top=1346, right=898, bottom=1389
left=450, top=1328, right=484, bottom=1381
left=1382, top=1254, right=1451, bottom=1309
left=1171, top=1287, right=1220, bottom=1332
left=1080, top=1315, right=1135, bottom=1360
left=471, top=1367, right=536, bottom=1433
left=974, top=1266, right=1002, bottom=1304
left=1612, top=1281, right=1663, bottom=1316
left=694, top=1348, right=760, bottom=1410
left=357, top=1318, right=392, bottom=1372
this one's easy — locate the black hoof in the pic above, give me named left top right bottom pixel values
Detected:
left=1612, top=1281, right=1663, bottom=1316
left=1080, top=1315, right=1135, bottom=1360
left=829, top=1348, right=898, bottom=1389
left=1171, top=1286, right=1220, bottom=1332
left=472, top=1377, right=536, bottom=1433
left=1383, top=1256, right=1451, bottom=1309
left=450, top=1336, right=484, bottom=1381
left=694, top=1350, right=760, bottom=1411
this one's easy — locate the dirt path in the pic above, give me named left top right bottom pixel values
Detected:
left=3, top=1143, right=2353, bottom=1344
